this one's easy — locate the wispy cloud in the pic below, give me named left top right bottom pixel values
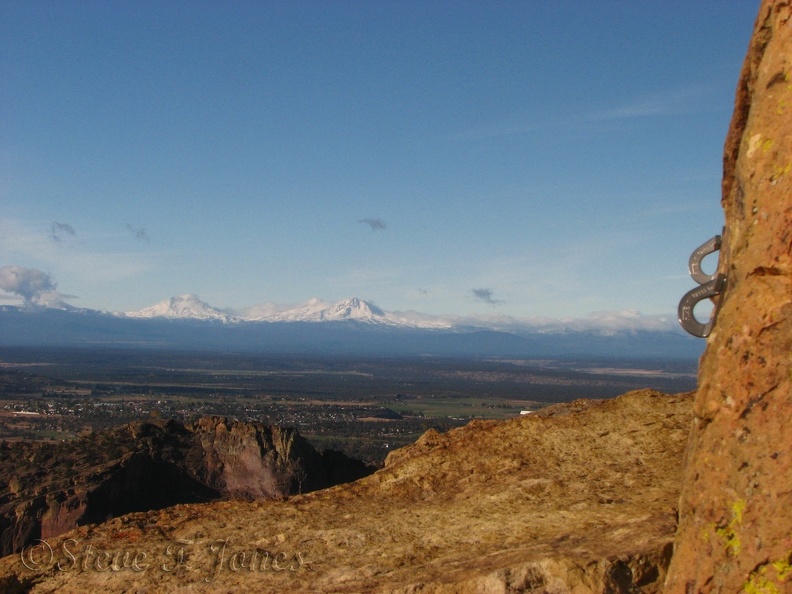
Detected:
left=127, top=224, right=150, bottom=242
left=358, top=218, right=387, bottom=231
left=586, top=100, right=669, bottom=121
left=0, top=218, right=155, bottom=285
left=50, top=221, right=76, bottom=243
left=458, top=84, right=712, bottom=140
left=471, top=287, right=503, bottom=306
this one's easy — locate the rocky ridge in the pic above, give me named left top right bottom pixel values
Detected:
left=0, top=389, right=693, bottom=593
left=0, top=418, right=372, bottom=559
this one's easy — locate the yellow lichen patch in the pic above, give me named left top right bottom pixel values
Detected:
left=743, top=554, right=792, bottom=594
left=715, top=498, right=746, bottom=556
left=770, top=163, right=792, bottom=185
left=762, top=138, right=774, bottom=153
left=772, top=558, right=792, bottom=581
left=744, top=571, right=781, bottom=594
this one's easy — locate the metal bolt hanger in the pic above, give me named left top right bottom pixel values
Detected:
left=678, top=230, right=727, bottom=338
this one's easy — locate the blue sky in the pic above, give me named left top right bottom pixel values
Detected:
left=0, top=1, right=758, bottom=319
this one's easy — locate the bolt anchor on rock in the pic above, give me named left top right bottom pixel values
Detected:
left=678, top=233, right=727, bottom=337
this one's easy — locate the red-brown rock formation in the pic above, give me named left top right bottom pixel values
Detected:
left=0, top=418, right=371, bottom=558
left=665, top=1, right=792, bottom=591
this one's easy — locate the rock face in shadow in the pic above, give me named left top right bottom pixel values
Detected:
left=665, top=1, right=792, bottom=592
left=0, top=418, right=372, bottom=558
left=0, top=389, right=693, bottom=593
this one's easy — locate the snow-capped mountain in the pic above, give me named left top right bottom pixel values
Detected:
left=124, top=295, right=426, bottom=327
left=252, top=297, right=389, bottom=324
left=242, top=297, right=452, bottom=328
left=321, top=297, right=386, bottom=322
left=124, top=294, right=238, bottom=324
left=244, top=298, right=333, bottom=322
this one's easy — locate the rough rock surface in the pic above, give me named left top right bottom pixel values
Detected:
left=0, top=418, right=372, bottom=558
left=665, top=2, right=792, bottom=592
left=0, top=389, right=692, bottom=593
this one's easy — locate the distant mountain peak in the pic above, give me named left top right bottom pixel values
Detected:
left=247, top=296, right=399, bottom=325
left=125, top=294, right=238, bottom=323
left=321, top=297, right=386, bottom=321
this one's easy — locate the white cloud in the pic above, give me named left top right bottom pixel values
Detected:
left=0, top=265, right=78, bottom=308
left=0, top=265, right=56, bottom=302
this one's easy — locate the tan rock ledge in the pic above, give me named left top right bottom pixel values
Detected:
left=0, top=389, right=692, bottom=593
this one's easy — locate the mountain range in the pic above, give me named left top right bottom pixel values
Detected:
left=123, top=294, right=448, bottom=328
left=0, top=294, right=704, bottom=359
left=119, top=293, right=685, bottom=334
